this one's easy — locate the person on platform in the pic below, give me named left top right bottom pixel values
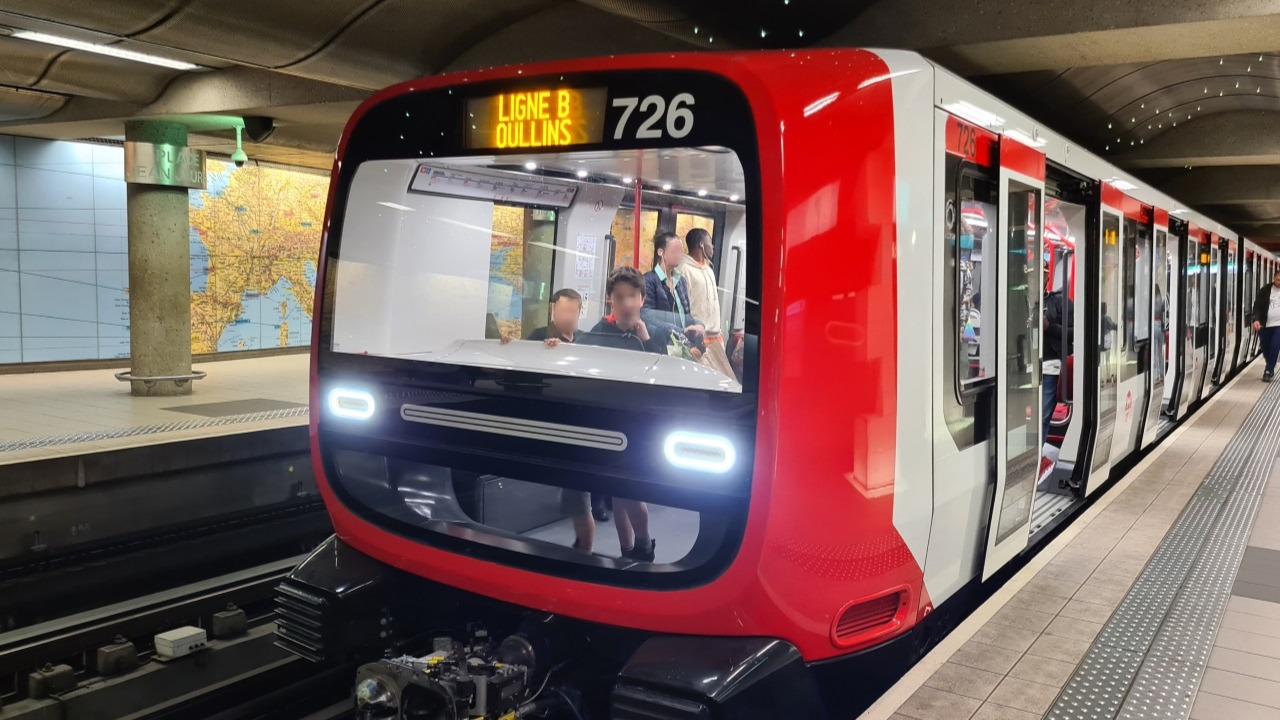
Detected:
left=679, top=228, right=736, bottom=378
left=1251, top=269, right=1280, bottom=381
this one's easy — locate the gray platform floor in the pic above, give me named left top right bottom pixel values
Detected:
left=864, top=362, right=1276, bottom=720
left=0, top=353, right=308, bottom=464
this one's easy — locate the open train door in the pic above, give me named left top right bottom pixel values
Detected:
left=983, top=136, right=1045, bottom=580
left=1083, top=186, right=1123, bottom=496
left=1142, top=209, right=1172, bottom=447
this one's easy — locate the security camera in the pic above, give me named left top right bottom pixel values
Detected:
left=232, top=126, right=248, bottom=168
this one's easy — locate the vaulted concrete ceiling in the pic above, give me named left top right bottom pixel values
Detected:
left=0, top=0, right=1274, bottom=246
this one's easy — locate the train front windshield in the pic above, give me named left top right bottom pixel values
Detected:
left=317, top=73, right=760, bottom=585
left=330, top=149, right=747, bottom=393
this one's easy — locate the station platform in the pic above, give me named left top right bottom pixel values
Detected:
left=862, top=365, right=1280, bottom=720
left=0, top=353, right=308, bottom=466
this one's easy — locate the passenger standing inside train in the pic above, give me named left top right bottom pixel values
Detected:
left=644, top=232, right=707, bottom=349
left=1250, top=269, right=1280, bottom=381
left=679, top=228, right=736, bottom=378
left=1043, top=278, right=1074, bottom=441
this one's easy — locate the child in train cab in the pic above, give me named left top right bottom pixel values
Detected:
left=574, top=265, right=665, bottom=562
left=500, top=288, right=582, bottom=347
left=583, top=265, right=685, bottom=356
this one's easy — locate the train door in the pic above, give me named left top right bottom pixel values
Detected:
left=1212, top=237, right=1230, bottom=384
left=1110, top=209, right=1151, bottom=462
left=1162, top=217, right=1185, bottom=419
left=1189, top=230, right=1211, bottom=403
left=1085, top=202, right=1121, bottom=495
left=1142, top=211, right=1170, bottom=446
left=982, top=137, right=1044, bottom=580
left=1177, top=221, right=1198, bottom=417
left=1208, top=238, right=1221, bottom=386
left=1227, top=239, right=1240, bottom=374
left=1245, top=252, right=1258, bottom=358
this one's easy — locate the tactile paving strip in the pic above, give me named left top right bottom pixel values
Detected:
left=0, top=406, right=309, bottom=453
left=1047, top=378, right=1280, bottom=720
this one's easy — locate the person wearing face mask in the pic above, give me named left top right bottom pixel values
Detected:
left=643, top=231, right=707, bottom=350
left=679, top=228, right=736, bottom=379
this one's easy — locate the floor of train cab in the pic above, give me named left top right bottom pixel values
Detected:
left=525, top=504, right=700, bottom=563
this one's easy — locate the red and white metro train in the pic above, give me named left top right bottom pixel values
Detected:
left=277, top=49, right=1274, bottom=719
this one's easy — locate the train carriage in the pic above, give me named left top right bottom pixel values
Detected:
left=276, top=49, right=1271, bottom=720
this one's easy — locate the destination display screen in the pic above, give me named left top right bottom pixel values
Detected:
left=464, top=87, right=608, bottom=150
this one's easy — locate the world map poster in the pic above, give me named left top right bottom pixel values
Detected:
left=189, top=159, right=326, bottom=353
left=0, top=136, right=327, bottom=363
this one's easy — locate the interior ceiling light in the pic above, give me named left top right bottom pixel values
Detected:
left=576, top=169, right=588, bottom=178
left=662, top=183, right=673, bottom=191
left=10, top=30, right=201, bottom=70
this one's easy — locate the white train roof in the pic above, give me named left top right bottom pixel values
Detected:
left=868, top=49, right=1267, bottom=255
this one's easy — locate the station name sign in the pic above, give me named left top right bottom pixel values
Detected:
left=124, top=141, right=207, bottom=189
left=464, top=87, right=607, bottom=150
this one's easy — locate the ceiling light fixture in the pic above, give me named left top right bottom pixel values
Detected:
left=524, top=161, right=537, bottom=171
left=1004, top=128, right=1046, bottom=148
left=729, top=194, right=740, bottom=202
left=622, top=176, right=632, bottom=184
left=10, top=30, right=202, bottom=70
left=697, top=189, right=708, bottom=197
left=576, top=169, right=588, bottom=178
left=942, top=100, right=1005, bottom=129
left=662, top=183, right=673, bottom=191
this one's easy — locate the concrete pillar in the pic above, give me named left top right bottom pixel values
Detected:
left=125, top=120, right=192, bottom=397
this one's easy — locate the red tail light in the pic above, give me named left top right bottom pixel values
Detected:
left=831, top=587, right=910, bottom=648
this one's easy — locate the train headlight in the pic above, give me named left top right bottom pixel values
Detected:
left=663, top=431, right=736, bottom=474
left=328, top=388, right=376, bottom=420
left=354, top=676, right=398, bottom=719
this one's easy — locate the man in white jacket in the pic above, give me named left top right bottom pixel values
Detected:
left=680, top=228, right=736, bottom=379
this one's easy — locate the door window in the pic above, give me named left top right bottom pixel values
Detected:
left=995, top=182, right=1041, bottom=545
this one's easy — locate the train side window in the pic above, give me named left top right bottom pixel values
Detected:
left=610, top=203, right=660, bottom=271
left=487, top=205, right=559, bottom=341
left=675, top=212, right=716, bottom=248
left=952, top=169, right=999, bottom=393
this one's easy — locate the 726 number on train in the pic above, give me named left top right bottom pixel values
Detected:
left=612, top=94, right=695, bottom=140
